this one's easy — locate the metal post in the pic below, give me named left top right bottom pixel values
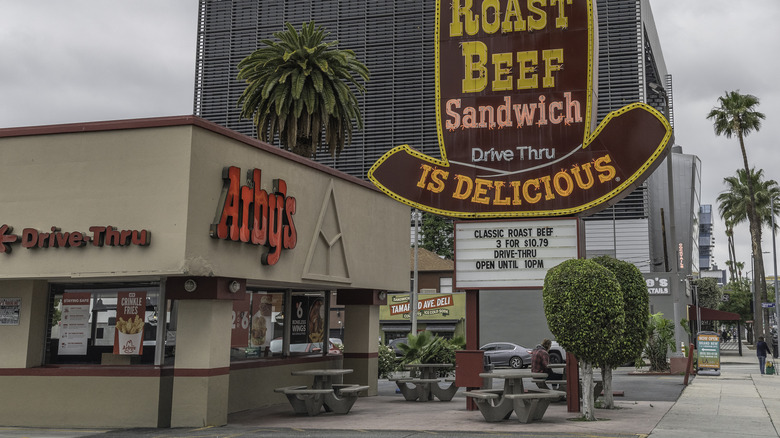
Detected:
left=772, top=197, right=779, bottom=356
left=694, top=282, right=701, bottom=335
left=411, top=209, right=419, bottom=336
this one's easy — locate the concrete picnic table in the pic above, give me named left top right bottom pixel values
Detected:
left=393, top=363, right=458, bottom=402
left=465, top=369, right=564, bottom=423
left=275, top=369, right=369, bottom=415
left=290, top=368, right=354, bottom=389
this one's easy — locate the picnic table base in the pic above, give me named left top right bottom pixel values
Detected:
left=464, top=390, right=514, bottom=422
left=275, top=385, right=370, bottom=416
left=505, top=391, right=564, bottom=423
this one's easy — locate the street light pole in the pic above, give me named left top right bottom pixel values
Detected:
left=771, top=197, right=779, bottom=352
left=411, top=209, right=419, bottom=336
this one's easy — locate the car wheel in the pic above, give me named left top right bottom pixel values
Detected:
left=549, top=352, right=563, bottom=364
left=509, top=356, right=523, bottom=369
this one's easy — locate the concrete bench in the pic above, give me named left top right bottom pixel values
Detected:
left=505, top=390, right=565, bottom=423
left=276, top=388, right=333, bottom=416
left=337, top=385, right=370, bottom=395
left=274, top=385, right=307, bottom=393
left=532, top=378, right=604, bottom=400
left=464, top=390, right=500, bottom=400
left=398, top=378, right=440, bottom=384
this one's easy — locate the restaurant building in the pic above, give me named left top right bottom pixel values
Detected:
left=0, top=116, right=409, bottom=428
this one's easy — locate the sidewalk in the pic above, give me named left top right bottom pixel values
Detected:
left=648, top=347, right=780, bottom=438
left=228, top=344, right=780, bottom=437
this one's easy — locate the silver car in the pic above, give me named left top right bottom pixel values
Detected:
left=480, top=342, right=533, bottom=369
left=549, top=341, right=566, bottom=364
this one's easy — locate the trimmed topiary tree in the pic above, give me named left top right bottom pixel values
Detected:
left=592, top=256, right=649, bottom=408
left=543, top=258, right=624, bottom=420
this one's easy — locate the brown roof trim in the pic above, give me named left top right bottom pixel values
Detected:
left=0, top=115, right=379, bottom=191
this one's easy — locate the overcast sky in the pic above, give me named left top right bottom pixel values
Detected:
left=2, top=1, right=778, bottom=277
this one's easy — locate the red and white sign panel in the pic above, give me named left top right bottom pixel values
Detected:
left=114, top=291, right=146, bottom=355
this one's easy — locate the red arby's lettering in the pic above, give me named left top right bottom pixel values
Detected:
left=210, top=166, right=297, bottom=266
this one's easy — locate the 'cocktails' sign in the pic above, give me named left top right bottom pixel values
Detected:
left=369, top=0, right=672, bottom=218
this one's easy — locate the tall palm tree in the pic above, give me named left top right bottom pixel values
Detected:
left=718, top=168, right=780, bottom=230
left=237, top=22, right=369, bottom=158
left=708, top=90, right=767, bottom=344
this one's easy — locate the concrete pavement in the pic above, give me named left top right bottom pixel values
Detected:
left=648, top=346, right=780, bottom=438
left=1, top=343, right=778, bottom=437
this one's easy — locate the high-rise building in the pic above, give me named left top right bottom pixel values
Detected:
left=193, top=0, right=700, bottom=347
left=699, top=204, right=715, bottom=271
left=193, top=0, right=439, bottom=179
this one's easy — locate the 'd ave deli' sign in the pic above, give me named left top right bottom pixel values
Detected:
left=369, top=0, right=672, bottom=218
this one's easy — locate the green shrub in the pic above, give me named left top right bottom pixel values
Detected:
left=378, top=343, right=400, bottom=378
left=397, top=331, right=464, bottom=376
left=645, top=312, right=676, bottom=372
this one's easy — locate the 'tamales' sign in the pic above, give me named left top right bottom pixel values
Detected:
left=369, top=0, right=672, bottom=218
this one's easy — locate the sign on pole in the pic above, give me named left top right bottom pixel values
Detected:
left=369, top=0, right=672, bottom=218
left=455, top=218, right=578, bottom=289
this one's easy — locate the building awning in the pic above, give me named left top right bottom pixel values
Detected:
left=689, top=306, right=741, bottom=321
left=381, top=320, right=460, bottom=333
left=425, top=324, right=456, bottom=333
left=382, top=324, right=411, bottom=332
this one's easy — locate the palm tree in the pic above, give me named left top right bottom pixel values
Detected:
left=237, top=22, right=369, bottom=158
left=708, top=90, right=767, bottom=343
left=718, top=168, right=780, bottom=230
left=718, top=168, right=780, bottom=342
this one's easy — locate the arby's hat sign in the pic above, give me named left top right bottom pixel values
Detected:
left=368, top=0, right=672, bottom=218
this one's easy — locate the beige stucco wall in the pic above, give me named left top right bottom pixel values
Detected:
left=0, top=127, right=192, bottom=280
left=0, top=280, right=48, bottom=368
left=184, top=126, right=410, bottom=291
left=0, top=375, right=167, bottom=428
left=0, top=121, right=409, bottom=292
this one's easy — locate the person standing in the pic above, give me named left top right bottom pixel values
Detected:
left=756, top=336, right=772, bottom=374
left=532, top=339, right=563, bottom=381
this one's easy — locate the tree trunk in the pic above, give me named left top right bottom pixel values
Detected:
left=738, top=132, right=768, bottom=345
left=601, top=366, right=613, bottom=408
left=727, top=229, right=737, bottom=283
left=580, top=361, right=595, bottom=420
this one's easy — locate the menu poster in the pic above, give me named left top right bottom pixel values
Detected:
left=249, top=293, right=274, bottom=348
left=307, top=297, right=324, bottom=344
left=60, top=293, right=91, bottom=355
left=290, top=296, right=308, bottom=344
left=231, top=292, right=251, bottom=348
left=113, top=291, right=146, bottom=355
left=0, top=297, right=21, bottom=325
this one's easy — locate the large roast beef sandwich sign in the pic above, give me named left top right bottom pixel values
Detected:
left=369, top=0, right=672, bottom=218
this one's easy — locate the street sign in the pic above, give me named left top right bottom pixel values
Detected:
left=762, top=303, right=776, bottom=308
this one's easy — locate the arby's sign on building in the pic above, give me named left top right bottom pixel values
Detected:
left=369, top=0, right=672, bottom=218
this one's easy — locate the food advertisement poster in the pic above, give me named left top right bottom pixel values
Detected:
left=249, top=293, right=276, bottom=348
left=232, top=292, right=251, bottom=348
left=0, top=297, right=21, bottom=325
left=60, top=293, right=91, bottom=355
left=114, top=291, right=146, bottom=355
left=291, top=296, right=325, bottom=344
